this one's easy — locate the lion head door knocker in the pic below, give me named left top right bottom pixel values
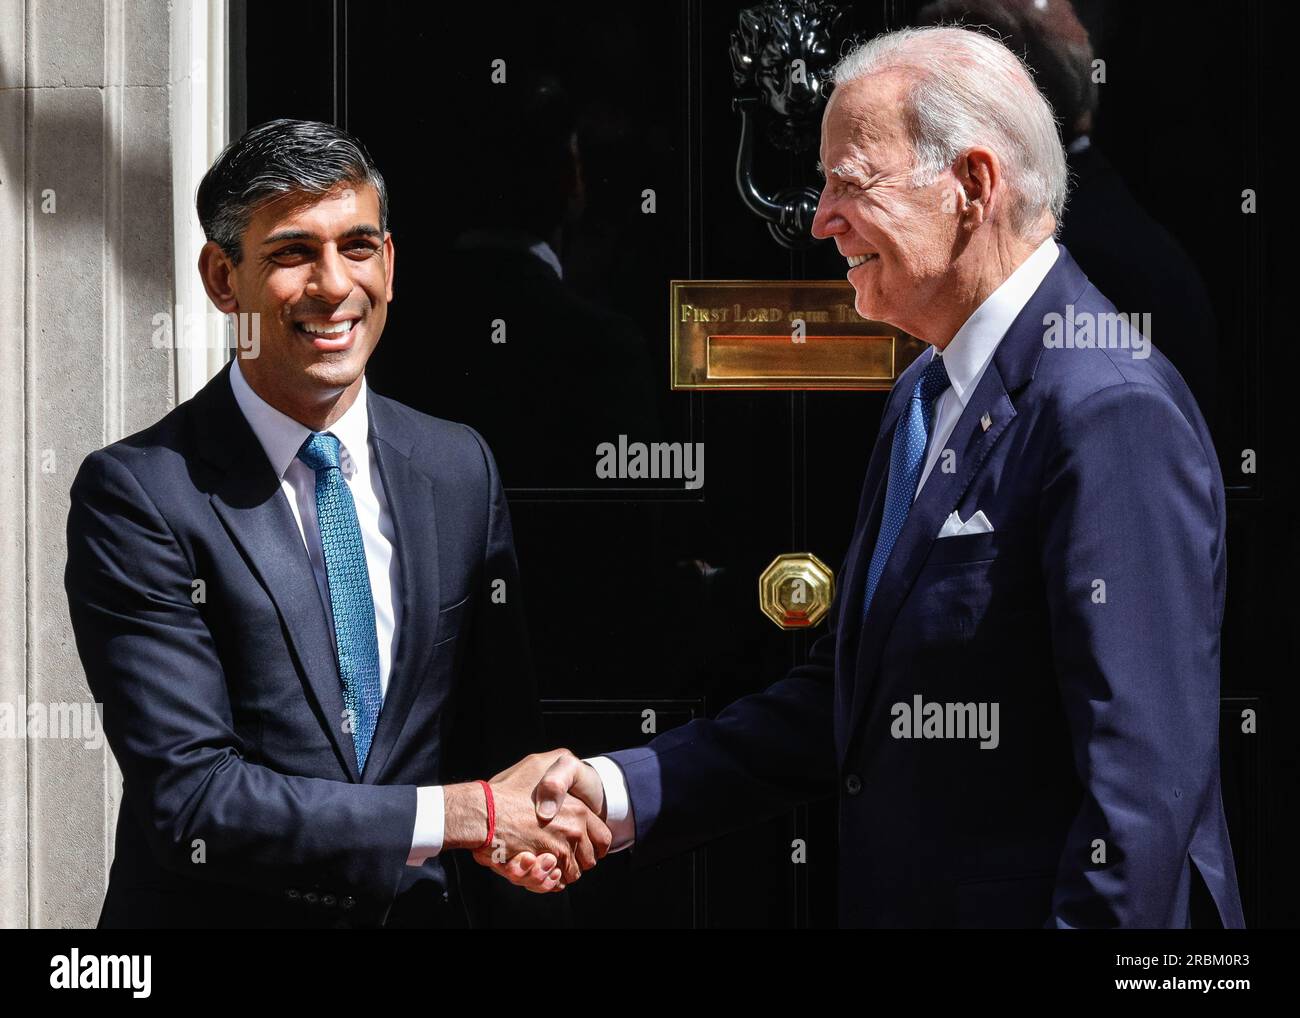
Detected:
left=729, top=0, right=848, bottom=250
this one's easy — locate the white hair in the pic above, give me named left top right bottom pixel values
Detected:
left=831, top=25, right=1068, bottom=238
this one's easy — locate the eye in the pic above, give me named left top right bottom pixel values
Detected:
left=269, top=245, right=313, bottom=264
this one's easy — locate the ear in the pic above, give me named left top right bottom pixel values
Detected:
left=383, top=232, right=396, bottom=303
left=955, top=147, right=997, bottom=229
left=198, top=240, right=240, bottom=313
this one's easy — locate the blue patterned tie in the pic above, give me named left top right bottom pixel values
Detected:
left=297, top=431, right=383, bottom=772
left=862, top=353, right=951, bottom=618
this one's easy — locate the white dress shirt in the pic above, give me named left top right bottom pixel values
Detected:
left=916, top=235, right=1059, bottom=497
left=587, top=235, right=1061, bottom=853
left=228, top=358, right=443, bottom=865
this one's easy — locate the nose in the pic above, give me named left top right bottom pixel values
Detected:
left=306, top=243, right=352, bottom=303
left=810, top=186, right=845, bottom=241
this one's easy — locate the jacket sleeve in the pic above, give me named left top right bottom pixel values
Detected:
left=602, top=592, right=841, bottom=869
left=1038, top=382, right=1225, bottom=927
left=65, top=448, right=417, bottom=925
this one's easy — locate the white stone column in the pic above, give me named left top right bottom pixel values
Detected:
left=0, top=0, right=223, bottom=928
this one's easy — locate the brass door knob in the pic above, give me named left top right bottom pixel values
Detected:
left=758, top=553, right=835, bottom=630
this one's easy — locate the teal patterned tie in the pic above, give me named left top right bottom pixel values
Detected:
left=297, top=431, right=382, bottom=772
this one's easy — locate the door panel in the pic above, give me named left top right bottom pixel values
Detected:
left=239, top=0, right=1276, bottom=928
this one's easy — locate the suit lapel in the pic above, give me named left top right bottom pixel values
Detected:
left=359, top=393, right=441, bottom=784
left=196, top=363, right=361, bottom=782
left=835, top=243, right=1091, bottom=768
left=195, top=367, right=445, bottom=785
left=837, top=364, right=1019, bottom=764
left=833, top=393, right=903, bottom=757
left=839, top=362, right=1016, bottom=766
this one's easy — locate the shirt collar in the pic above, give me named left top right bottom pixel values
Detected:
left=931, top=235, right=1059, bottom=407
left=229, top=357, right=371, bottom=479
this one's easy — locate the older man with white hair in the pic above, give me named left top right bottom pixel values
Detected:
left=485, top=26, right=1244, bottom=929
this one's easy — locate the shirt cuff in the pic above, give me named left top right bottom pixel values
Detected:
left=584, top=756, right=636, bottom=853
left=406, top=784, right=445, bottom=866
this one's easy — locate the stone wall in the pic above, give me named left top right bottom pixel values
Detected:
left=0, top=0, right=185, bottom=928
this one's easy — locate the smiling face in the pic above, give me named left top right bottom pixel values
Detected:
left=199, top=181, right=394, bottom=425
left=810, top=71, right=964, bottom=340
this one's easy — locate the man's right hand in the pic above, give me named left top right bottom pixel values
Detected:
left=477, top=749, right=609, bottom=893
left=446, top=750, right=611, bottom=888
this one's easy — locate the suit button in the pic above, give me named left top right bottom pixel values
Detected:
left=323, top=895, right=337, bottom=908
left=304, top=892, right=319, bottom=905
left=844, top=774, right=862, bottom=795
left=286, top=888, right=300, bottom=900
left=340, top=896, right=356, bottom=910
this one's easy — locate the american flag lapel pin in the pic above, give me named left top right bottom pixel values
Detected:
left=980, top=411, right=992, bottom=432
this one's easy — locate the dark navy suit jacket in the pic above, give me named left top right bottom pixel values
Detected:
left=606, top=245, right=1246, bottom=928
left=65, top=362, right=552, bottom=928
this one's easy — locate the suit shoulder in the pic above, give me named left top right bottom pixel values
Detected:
left=72, top=397, right=196, bottom=495
left=1011, top=283, right=1217, bottom=489
left=1033, top=360, right=1214, bottom=482
left=1033, top=283, right=1204, bottom=422
left=368, top=391, right=498, bottom=483
left=370, top=391, right=471, bottom=441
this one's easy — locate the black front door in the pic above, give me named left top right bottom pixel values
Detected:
left=237, top=0, right=1280, bottom=928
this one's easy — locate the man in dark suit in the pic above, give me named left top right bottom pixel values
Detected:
left=63, top=118, right=609, bottom=929
left=493, top=26, right=1245, bottom=928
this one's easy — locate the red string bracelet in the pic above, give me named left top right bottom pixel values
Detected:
left=478, top=779, right=496, bottom=850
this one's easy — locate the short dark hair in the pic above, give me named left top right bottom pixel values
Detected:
left=196, top=118, right=389, bottom=263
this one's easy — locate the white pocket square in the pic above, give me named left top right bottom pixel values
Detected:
left=937, top=510, right=994, bottom=538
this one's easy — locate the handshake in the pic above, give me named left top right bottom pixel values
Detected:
left=446, top=750, right=612, bottom=892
